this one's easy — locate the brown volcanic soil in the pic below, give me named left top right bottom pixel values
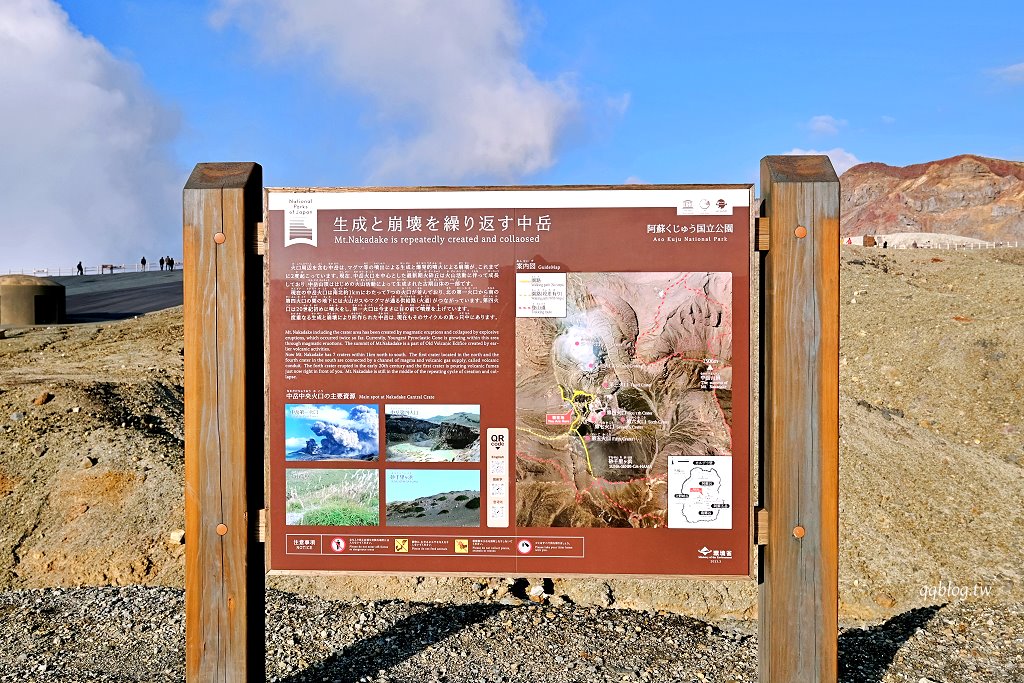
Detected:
left=1, top=249, right=1023, bottom=623
left=0, top=308, right=186, bottom=587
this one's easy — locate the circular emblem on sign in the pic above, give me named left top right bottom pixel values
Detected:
left=329, top=537, right=346, bottom=553
left=517, top=539, right=533, bottom=555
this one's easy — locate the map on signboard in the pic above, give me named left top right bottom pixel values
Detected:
left=515, top=272, right=733, bottom=528
left=667, top=455, right=733, bottom=529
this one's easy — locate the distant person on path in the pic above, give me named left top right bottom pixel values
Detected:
left=883, top=241, right=888, bottom=249
left=76, top=261, right=84, bottom=275
left=141, top=256, right=147, bottom=272
left=159, top=256, right=165, bottom=271
left=167, top=256, right=174, bottom=271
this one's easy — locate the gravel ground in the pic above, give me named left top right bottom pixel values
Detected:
left=0, top=587, right=1021, bottom=682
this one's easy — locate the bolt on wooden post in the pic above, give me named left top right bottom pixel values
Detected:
left=758, top=155, right=840, bottom=682
left=183, top=162, right=266, bottom=682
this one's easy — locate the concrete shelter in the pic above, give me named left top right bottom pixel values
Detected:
left=0, top=274, right=66, bottom=326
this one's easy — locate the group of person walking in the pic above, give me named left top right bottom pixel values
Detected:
left=73, top=256, right=177, bottom=275
left=139, top=256, right=175, bottom=271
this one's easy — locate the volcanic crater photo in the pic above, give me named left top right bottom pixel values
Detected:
left=384, top=404, right=481, bottom=462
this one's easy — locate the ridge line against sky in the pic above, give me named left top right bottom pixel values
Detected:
left=1, top=0, right=1022, bottom=271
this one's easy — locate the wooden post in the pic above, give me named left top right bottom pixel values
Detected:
left=758, top=156, right=839, bottom=682
left=183, top=163, right=265, bottom=681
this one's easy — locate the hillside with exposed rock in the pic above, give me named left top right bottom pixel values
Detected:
left=841, top=154, right=1024, bottom=242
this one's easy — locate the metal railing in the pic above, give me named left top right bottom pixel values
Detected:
left=2, top=262, right=183, bottom=277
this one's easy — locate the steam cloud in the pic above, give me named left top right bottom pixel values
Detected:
left=303, top=404, right=378, bottom=458
left=0, top=0, right=181, bottom=273
left=212, top=0, right=577, bottom=183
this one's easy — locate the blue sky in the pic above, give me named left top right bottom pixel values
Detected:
left=2, top=0, right=1023, bottom=271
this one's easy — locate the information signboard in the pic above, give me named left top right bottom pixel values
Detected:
left=266, top=186, right=752, bottom=577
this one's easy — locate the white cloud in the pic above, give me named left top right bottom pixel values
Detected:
left=881, top=115, right=897, bottom=125
left=807, top=115, right=847, bottom=135
left=623, top=176, right=648, bottom=185
left=0, top=0, right=181, bottom=273
left=606, top=92, right=631, bottom=116
left=213, top=0, right=578, bottom=183
left=785, top=148, right=862, bottom=176
left=990, top=62, right=1024, bottom=83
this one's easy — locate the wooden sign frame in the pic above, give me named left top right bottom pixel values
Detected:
left=182, top=156, right=839, bottom=682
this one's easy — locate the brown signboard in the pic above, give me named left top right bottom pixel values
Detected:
left=266, top=186, right=752, bottom=577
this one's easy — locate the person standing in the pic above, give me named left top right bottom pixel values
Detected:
left=76, top=261, right=84, bottom=276
left=141, top=256, right=147, bottom=272
left=159, top=256, right=165, bottom=271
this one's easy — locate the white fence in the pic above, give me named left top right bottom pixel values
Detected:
left=895, top=241, right=1020, bottom=250
left=3, top=262, right=182, bottom=277
left=846, top=239, right=1021, bottom=250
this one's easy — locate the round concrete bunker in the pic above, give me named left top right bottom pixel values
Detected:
left=0, top=274, right=66, bottom=326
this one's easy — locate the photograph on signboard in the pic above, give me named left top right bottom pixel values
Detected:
left=385, top=469, right=481, bottom=527
left=285, top=468, right=380, bottom=527
left=285, top=403, right=379, bottom=461
left=384, top=404, right=481, bottom=462
left=515, top=271, right=733, bottom=528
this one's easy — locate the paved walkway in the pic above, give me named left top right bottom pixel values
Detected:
left=54, top=270, right=183, bottom=322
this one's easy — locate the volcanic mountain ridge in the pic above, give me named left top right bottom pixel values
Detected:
left=841, top=154, right=1024, bottom=243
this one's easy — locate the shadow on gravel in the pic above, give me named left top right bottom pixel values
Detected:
left=838, top=604, right=943, bottom=683
left=280, top=603, right=511, bottom=682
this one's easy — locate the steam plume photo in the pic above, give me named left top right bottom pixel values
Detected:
left=285, top=403, right=379, bottom=461
left=285, top=468, right=379, bottom=527
left=384, top=404, right=481, bottom=462
left=385, top=470, right=481, bottom=527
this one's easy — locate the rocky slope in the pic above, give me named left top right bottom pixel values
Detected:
left=385, top=489, right=482, bottom=527
left=841, top=154, right=1024, bottom=242
left=0, top=311, right=186, bottom=587
left=1, top=249, right=1023, bottom=624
